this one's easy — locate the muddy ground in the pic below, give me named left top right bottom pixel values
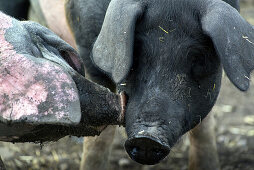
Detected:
left=1, top=1, right=254, bottom=170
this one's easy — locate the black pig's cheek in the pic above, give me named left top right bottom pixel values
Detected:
left=188, top=69, right=222, bottom=130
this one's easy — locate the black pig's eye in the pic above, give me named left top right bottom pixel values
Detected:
left=190, top=50, right=219, bottom=81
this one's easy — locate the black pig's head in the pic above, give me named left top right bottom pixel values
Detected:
left=91, top=0, right=254, bottom=165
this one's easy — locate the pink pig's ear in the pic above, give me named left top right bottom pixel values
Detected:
left=22, top=21, right=85, bottom=76
left=200, top=0, right=254, bottom=91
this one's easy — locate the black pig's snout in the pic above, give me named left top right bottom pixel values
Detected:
left=124, top=136, right=170, bottom=165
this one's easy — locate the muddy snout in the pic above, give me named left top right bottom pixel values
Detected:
left=125, top=135, right=170, bottom=165
left=124, top=98, right=181, bottom=164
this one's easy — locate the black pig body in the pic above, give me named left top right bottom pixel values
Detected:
left=66, top=0, right=254, bottom=165
left=0, top=0, right=30, bottom=20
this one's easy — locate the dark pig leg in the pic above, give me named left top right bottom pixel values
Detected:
left=0, top=157, right=5, bottom=170
left=189, top=113, right=220, bottom=170
left=0, top=156, right=5, bottom=170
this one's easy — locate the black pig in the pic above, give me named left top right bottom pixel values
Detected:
left=66, top=0, right=254, bottom=167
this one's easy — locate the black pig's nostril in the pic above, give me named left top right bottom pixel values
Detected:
left=153, top=148, right=164, bottom=157
left=125, top=136, right=170, bottom=165
left=130, top=147, right=139, bottom=156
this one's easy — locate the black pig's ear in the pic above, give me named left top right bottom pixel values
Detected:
left=200, top=1, right=254, bottom=91
left=92, top=0, right=144, bottom=83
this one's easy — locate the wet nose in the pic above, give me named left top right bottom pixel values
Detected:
left=124, top=136, right=170, bottom=165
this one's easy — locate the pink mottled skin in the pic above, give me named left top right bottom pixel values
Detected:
left=0, top=12, right=80, bottom=122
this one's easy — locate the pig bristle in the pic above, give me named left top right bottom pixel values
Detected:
left=158, top=26, right=169, bottom=34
